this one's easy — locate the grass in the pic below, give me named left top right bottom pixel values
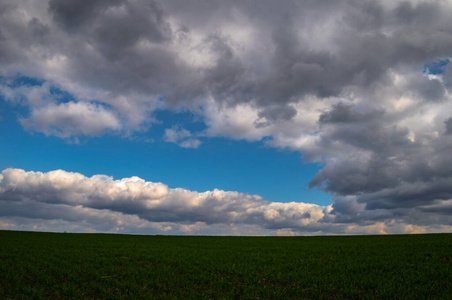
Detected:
left=0, top=231, right=451, bottom=299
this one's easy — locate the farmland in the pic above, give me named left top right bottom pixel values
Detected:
left=0, top=231, right=451, bottom=299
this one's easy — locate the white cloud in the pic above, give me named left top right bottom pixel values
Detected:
left=163, top=127, right=191, bottom=143
left=163, top=126, right=202, bottom=148
left=179, top=139, right=202, bottom=148
left=0, top=168, right=331, bottom=234
left=1, top=168, right=450, bottom=235
left=20, top=101, right=121, bottom=138
left=203, top=101, right=270, bottom=141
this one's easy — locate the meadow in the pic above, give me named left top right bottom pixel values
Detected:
left=0, top=231, right=451, bottom=299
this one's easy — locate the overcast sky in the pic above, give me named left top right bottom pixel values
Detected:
left=1, top=0, right=452, bottom=235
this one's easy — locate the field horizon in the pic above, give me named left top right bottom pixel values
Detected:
left=1, top=230, right=451, bottom=299
left=2, top=228, right=452, bottom=237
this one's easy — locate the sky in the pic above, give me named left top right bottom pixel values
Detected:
left=1, top=0, right=452, bottom=235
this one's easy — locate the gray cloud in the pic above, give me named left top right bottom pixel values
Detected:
left=413, top=76, right=445, bottom=102
left=445, top=118, right=452, bottom=135
left=2, top=0, right=452, bottom=115
left=2, top=0, right=449, bottom=109
left=48, top=0, right=123, bottom=32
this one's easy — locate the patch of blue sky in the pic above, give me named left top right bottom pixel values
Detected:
left=153, top=108, right=207, bottom=133
left=423, top=58, right=450, bottom=75
left=1, top=75, right=45, bottom=87
left=148, top=109, right=331, bottom=204
left=2, top=75, right=115, bottom=106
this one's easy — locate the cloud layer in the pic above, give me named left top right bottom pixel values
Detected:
left=0, top=168, right=450, bottom=235
left=1, top=0, right=452, bottom=234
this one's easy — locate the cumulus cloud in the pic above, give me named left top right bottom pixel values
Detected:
left=20, top=101, right=121, bottom=138
left=0, top=0, right=452, bottom=232
left=0, top=168, right=450, bottom=235
left=0, top=168, right=332, bottom=234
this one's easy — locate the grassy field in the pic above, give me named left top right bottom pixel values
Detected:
left=0, top=231, right=451, bottom=299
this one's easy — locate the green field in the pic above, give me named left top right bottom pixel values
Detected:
left=0, top=231, right=451, bottom=299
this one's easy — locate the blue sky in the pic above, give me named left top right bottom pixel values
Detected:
left=1, top=92, right=330, bottom=205
left=0, top=77, right=330, bottom=206
left=1, top=0, right=452, bottom=235
left=423, top=59, right=450, bottom=75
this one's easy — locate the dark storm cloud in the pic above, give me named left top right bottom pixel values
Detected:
left=412, top=76, right=445, bottom=102
left=393, top=1, right=440, bottom=24
left=318, top=103, right=383, bottom=124
left=48, top=0, right=179, bottom=96
left=445, top=118, right=452, bottom=135
left=50, top=0, right=172, bottom=60
left=49, top=0, right=123, bottom=32
left=3, top=0, right=451, bottom=107
left=38, top=1, right=450, bottom=107
left=310, top=87, right=452, bottom=216
left=256, top=105, right=297, bottom=127
left=310, top=119, right=452, bottom=197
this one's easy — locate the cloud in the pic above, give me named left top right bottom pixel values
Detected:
left=179, top=139, right=202, bottom=149
left=445, top=118, right=452, bottom=135
left=0, top=80, right=122, bottom=139
left=0, top=168, right=332, bottom=234
left=163, top=127, right=202, bottom=148
left=20, top=101, right=121, bottom=138
left=0, top=0, right=452, bottom=232
left=163, top=127, right=191, bottom=143
left=0, top=168, right=451, bottom=235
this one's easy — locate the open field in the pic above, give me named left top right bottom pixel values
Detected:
left=0, top=231, right=451, bottom=299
